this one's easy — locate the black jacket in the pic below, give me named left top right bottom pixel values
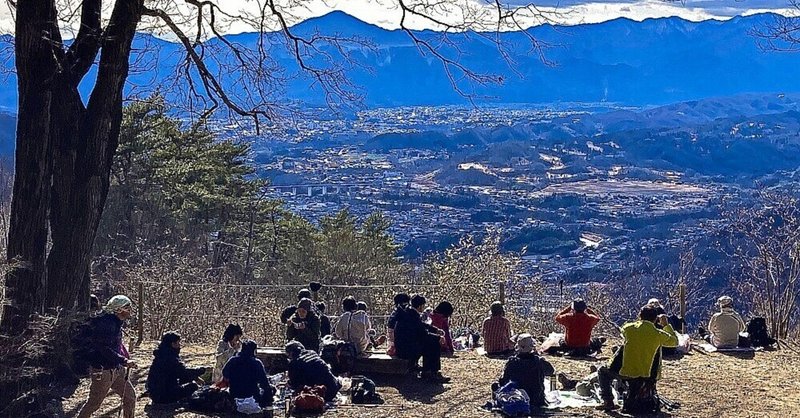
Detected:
left=320, top=314, right=332, bottom=338
left=145, top=346, right=205, bottom=402
left=394, top=307, right=440, bottom=359
left=499, top=352, right=555, bottom=407
left=287, top=350, right=341, bottom=402
left=286, top=312, right=322, bottom=352
left=222, top=351, right=274, bottom=401
left=85, top=313, right=127, bottom=369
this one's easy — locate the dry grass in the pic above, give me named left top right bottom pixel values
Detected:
left=58, top=339, right=800, bottom=418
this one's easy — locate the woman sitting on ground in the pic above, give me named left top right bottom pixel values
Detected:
left=429, top=301, right=455, bottom=356
left=146, top=332, right=206, bottom=404
left=212, top=324, right=243, bottom=384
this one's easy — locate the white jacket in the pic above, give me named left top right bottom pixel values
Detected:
left=708, top=308, right=745, bottom=348
left=334, top=310, right=371, bottom=354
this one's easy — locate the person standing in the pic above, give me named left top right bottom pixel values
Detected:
left=77, top=295, right=137, bottom=418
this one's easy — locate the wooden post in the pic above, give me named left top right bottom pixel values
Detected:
left=499, top=282, right=506, bottom=304
left=136, top=282, right=144, bottom=346
left=678, top=283, right=686, bottom=333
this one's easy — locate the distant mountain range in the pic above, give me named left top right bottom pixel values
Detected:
left=0, top=12, right=799, bottom=110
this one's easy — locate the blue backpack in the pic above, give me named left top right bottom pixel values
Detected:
left=495, top=381, right=531, bottom=417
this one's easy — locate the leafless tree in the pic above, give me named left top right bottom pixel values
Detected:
left=723, top=187, right=800, bottom=339
left=751, top=1, right=800, bottom=52
left=0, top=0, right=558, bottom=334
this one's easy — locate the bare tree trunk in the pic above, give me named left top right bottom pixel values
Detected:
left=0, top=0, right=59, bottom=334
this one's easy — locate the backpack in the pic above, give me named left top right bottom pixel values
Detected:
left=746, top=317, right=777, bottom=348
left=622, top=378, right=660, bottom=415
left=320, top=336, right=357, bottom=374
left=70, top=313, right=101, bottom=376
left=187, top=385, right=234, bottom=413
left=350, top=376, right=383, bottom=405
left=292, top=385, right=326, bottom=414
left=494, top=381, right=531, bottom=417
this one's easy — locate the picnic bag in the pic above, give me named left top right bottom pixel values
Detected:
left=292, top=385, right=326, bottom=414
left=747, top=317, right=777, bottom=348
left=320, top=336, right=357, bottom=374
left=494, top=381, right=531, bottom=417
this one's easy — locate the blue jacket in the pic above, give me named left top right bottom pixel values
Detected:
left=222, top=351, right=273, bottom=401
left=86, top=313, right=126, bottom=369
left=287, top=350, right=341, bottom=401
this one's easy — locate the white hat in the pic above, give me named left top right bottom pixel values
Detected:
left=515, top=333, right=536, bottom=353
left=717, top=296, right=733, bottom=308
left=104, top=295, right=132, bottom=313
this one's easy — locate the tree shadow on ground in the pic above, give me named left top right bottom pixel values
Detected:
left=717, top=350, right=755, bottom=360
left=370, top=374, right=447, bottom=404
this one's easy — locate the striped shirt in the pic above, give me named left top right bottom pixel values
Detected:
left=482, top=315, right=514, bottom=354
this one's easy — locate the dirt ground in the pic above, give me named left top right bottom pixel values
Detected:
left=59, top=341, right=800, bottom=418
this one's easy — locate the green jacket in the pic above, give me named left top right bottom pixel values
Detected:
left=618, top=320, right=678, bottom=379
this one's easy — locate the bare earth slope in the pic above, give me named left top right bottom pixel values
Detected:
left=61, top=343, right=800, bottom=417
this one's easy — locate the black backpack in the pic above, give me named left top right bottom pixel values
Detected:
left=320, top=337, right=357, bottom=374
left=746, top=317, right=777, bottom=348
left=187, top=385, right=233, bottom=413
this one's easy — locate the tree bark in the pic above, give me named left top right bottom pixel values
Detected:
left=45, top=0, right=145, bottom=310
left=0, top=0, right=59, bottom=334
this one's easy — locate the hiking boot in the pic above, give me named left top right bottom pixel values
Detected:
left=420, top=371, right=451, bottom=383
left=557, top=372, right=577, bottom=390
left=595, top=400, right=619, bottom=411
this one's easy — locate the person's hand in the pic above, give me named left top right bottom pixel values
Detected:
left=656, top=314, right=669, bottom=327
left=124, top=360, right=138, bottom=369
left=439, top=336, right=446, bottom=345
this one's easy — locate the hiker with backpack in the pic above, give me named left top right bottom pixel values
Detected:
left=596, top=304, right=679, bottom=412
left=701, top=296, right=746, bottom=348
left=394, top=294, right=451, bottom=382
left=387, top=293, right=411, bottom=356
left=493, top=333, right=555, bottom=411
left=76, top=295, right=138, bottom=418
left=222, top=340, right=275, bottom=408
left=212, top=324, right=243, bottom=384
left=482, top=301, right=515, bottom=355
left=550, top=298, right=603, bottom=356
left=287, top=297, right=322, bottom=352
left=334, top=295, right=371, bottom=355
left=146, top=332, right=207, bottom=404
left=285, top=341, right=342, bottom=402
left=430, top=301, right=455, bottom=356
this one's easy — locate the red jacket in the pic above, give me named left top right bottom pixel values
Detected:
left=555, top=310, right=600, bottom=348
left=429, top=312, right=454, bottom=354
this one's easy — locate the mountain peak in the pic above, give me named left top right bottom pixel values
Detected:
left=293, top=10, right=374, bottom=32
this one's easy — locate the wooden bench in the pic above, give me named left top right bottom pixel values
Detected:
left=256, top=348, right=410, bottom=375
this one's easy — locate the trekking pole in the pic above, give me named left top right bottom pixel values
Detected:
left=118, top=366, right=131, bottom=418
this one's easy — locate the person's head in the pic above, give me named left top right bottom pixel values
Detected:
left=433, top=301, right=454, bottom=318
left=490, top=301, right=505, bottom=317
left=309, top=282, right=322, bottom=293
left=515, top=333, right=536, bottom=354
left=297, top=288, right=312, bottom=301
left=342, top=296, right=357, bottom=312
left=410, top=294, right=427, bottom=312
left=572, top=298, right=587, bottom=313
left=241, top=340, right=258, bottom=357
left=316, top=302, right=326, bottom=314
left=159, top=331, right=181, bottom=352
left=104, top=295, right=133, bottom=320
left=647, top=298, right=663, bottom=309
left=89, top=294, right=101, bottom=311
left=285, top=341, right=305, bottom=359
left=297, top=298, right=313, bottom=318
left=394, top=293, right=411, bottom=307
left=717, top=295, right=734, bottom=309
left=222, top=323, right=243, bottom=343
left=357, top=301, right=368, bottom=312
left=639, top=305, right=659, bottom=323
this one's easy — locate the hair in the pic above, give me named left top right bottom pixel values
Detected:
left=639, top=305, right=659, bottom=322
left=285, top=341, right=304, bottom=357
left=309, top=282, right=322, bottom=292
left=316, top=302, right=326, bottom=313
left=241, top=340, right=258, bottom=356
left=222, top=324, right=243, bottom=342
left=410, top=294, right=427, bottom=309
left=158, top=331, right=181, bottom=350
left=297, top=288, right=312, bottom=301
left=572, top=298, right=587, bottom=313
left=433, top=301, right=454, bottom=317
left=357, top=301, right=368, bottom=312
left=490, top=301, right=504, bottom=316
left=342, top=296, right=358, bottom=312
left=394, top=293, right=411, bottom=306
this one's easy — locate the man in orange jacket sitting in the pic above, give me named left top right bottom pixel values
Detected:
left=549, top=298, right=603, bottom=356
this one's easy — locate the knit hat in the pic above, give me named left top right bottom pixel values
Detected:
left=515, top=333, right=535, bottom=353
left=103, top=295, right=132, bottom=313
left=647, top=298, right=662, bottom=308
left=717, top=296, right=733, bottom=308
left=298, top=298, right=313, bottom=311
